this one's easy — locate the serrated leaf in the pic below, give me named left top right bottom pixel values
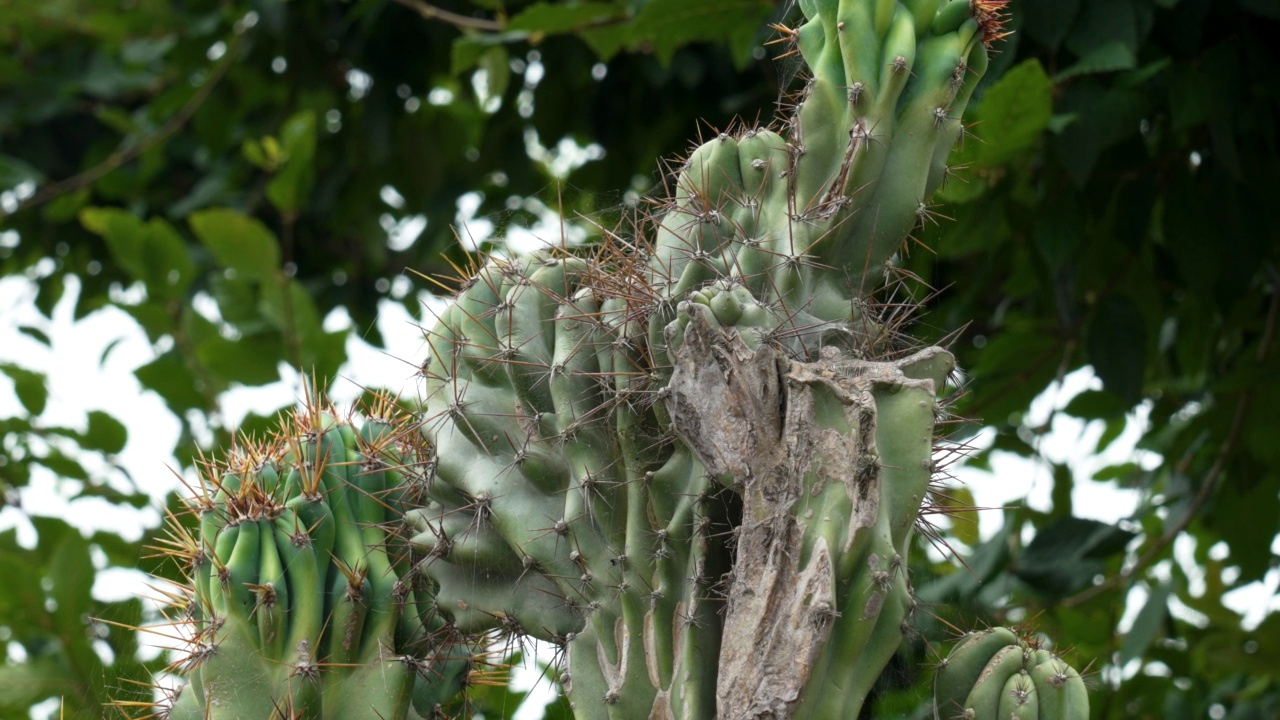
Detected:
left=189, top=208, right=281, bottom=281
left=85, top=410, right=127, bottom=454
left=1, top=363, right=48, bottom=416
left=973, top=59, right=1053, bottom=166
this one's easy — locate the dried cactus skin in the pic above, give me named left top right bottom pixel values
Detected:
left=141, top=393, right=472, bottom=720
left=414, top=1, right=1015, bottom=718
left=932, top=627, right=1090, bottom=720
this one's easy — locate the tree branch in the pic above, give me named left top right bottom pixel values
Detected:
left=2, top=35, right=242, bottom=223
left=391, top=0, right=504, bottom=31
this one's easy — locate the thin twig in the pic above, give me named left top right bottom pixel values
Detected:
left=391, top=0, right=504, bottom=31
left=2, top=35, right=243, bottom=222
left=1064, top=282, right=1280, bottom=607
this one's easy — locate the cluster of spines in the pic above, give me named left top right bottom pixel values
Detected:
left=116, top=390, right=478, bottom=719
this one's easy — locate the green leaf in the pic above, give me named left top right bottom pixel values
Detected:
left=1063, top=389, right=1129, bottom=419
left=37, top=451, right=89, bottom=481
left=0, top=363, right=48, bottom=416
left=1093, top=461, right=1141, bottom=482
left=1209, top=476, right=1279, bottom=583
left=266, top=111, right=317, bottom=216
left=452, top=33, right=521, bottom=75
left=189, top=208, right=281, bottom=281
left=506, top=2, right=627, bottom=35
left=479, top=46, right=511, bottom=106
left=1015, top=516, right=1137, bottom=596
left=1022, top=0, right=1079, bottom=50
left=79, top=208, right=195, bottom=298
left=625, top=0, right=772, bottom=66
left=973, top=59, right=1053, bottom=166
left=121, top=34, right=178, bottom=65
left=1086, top=295, right=1147, bottom=407
left=16, top=326, right=51, bottom=346
left=0, top=658, right=74, bottom=709
left=134, top=350, right=207, bottom=413
left=0, top=154, right=45, bottom=189
left=197, top=332, right=286, bottom=386
left=85, top=410, right=128, bottom=454
left=1119, top=581, right=1172, bottom=665
left=1056, top=40, right=1137, bottom=80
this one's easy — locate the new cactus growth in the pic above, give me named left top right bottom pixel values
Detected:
left=933, top=627, right=1089, bottom=720
left=129, top=391, right=474, bottom=719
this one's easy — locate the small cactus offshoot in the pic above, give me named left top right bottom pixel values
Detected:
left=123, top=390, right=474, bottom=719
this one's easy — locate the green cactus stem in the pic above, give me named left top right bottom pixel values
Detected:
left=933, top=626, right=1090, bottom=720
left=411, top=2, right=1019, bottom=717
left=128, top=391, right=474, bottom=720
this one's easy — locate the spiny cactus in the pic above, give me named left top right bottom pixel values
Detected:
left=125, top=1, right=1092, bottom=718
left=933, top=627, right=1089, bottom=720
left=408, top=1, right=1072, bottom=719
left=124, top=391, right=475, bottom=719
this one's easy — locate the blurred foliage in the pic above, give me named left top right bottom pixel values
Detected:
left=0, top=0, right=1277, bottom=718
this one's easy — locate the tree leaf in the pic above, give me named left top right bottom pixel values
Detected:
left=506, top=2, right=627, bottom=35
left=189, top=208, right=281, bottom=281
left=1063, top=389, right=1128, bottom=420
left=134, top=350, right=207, bottom=413
left=266, top=111, right=317, bottom=216
left=0, top=363, right=48, bottom=416
left=78, top=208, right=195, bottom=298
left=85, top=410, right=128, bottom=454
left=1119, top=581, right=1172, bottom=665
left=973, top=59, right=1053, bottom=166
left=1086, top=294, right=1147, bottom=407
left=1056, top=40, right=1137, bottom=80
left=197, top=332, right=286, bottom=386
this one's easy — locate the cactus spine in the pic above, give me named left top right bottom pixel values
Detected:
left=133, top=391, right=473, bottom=719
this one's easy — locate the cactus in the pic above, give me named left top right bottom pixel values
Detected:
left=407, top=1, right=1079, bottom=719
left=123, top=1, right=1092, bottom=718
left=122, top=391, right=475, bottom=719
left=933, top=627, right=1090, bottom=720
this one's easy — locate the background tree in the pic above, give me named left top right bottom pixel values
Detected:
left=0, top=0, right=1277, bottom=717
